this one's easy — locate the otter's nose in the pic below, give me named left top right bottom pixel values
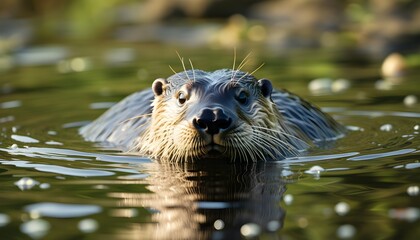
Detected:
left=193, top=108, right=232, bottom=135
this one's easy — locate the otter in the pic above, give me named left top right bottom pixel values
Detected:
left=80, top=69, right=345, bottom=162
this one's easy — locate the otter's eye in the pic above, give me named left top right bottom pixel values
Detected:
left=177, top=92, right=187, bottom=106
left=236, top=91, right=249, bottom=105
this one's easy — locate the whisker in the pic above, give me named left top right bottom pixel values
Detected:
left=175, top=51, right=191, bottom=81
left=231, top=47, right=237, bottom=81
left=237, top=51, right=253, bottom=72
left=189, top=58, right=196, bottom=82
left=237, top=62, right=265, bottom=82
left=232, top=51, right=253, bottom=82
left=169, top=65, right=184, bottom=81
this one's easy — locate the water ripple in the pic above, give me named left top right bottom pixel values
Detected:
left=24, top=202, right=102, bottom=218
left=347, top=149, right=416, bottom=161
left=0, top=160, right=114, bottom=177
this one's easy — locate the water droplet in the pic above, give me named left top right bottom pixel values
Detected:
left=47, top=131, right=57, bottom=136
left=283, top=194, right=294, bottom=205
left=407, top=186, right=419, bottom=196
left=404, top=95, right=417, bottom=106
left=335, top=202, right=350, bottom=216
left=0, top=213, right=10, bottom=227
left=15, top=177, right=39, bottom=190
left=337, top=224, right=356, bottom=239
left=332, top=79, right=351, bottom=93
left=266, top=220, right=281, bottom=232
left=380, top=124, right=393, bottom=132
left=39, top=183, right=51, bottom=189
left=240, top=223, right=261, bottom=238
left=214, top=219, right=225, bottom=230
left=20, top=219, right=50, bottom=239
left=308, top=78, right=333, bottom=95
left=414, top=125, right=419, bottom=131
left=78, top=218, right=99, bottom=233
left=10, top=144, right=18, bottom=149
left=70, top=57, right=90, bottom=72
left=305, top=166, right=325, bottom=179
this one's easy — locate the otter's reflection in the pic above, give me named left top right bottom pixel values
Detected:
left=118, top=161, right=287, bottom=239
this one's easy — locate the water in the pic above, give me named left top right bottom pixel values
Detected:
left=1, top=44, right=419, bottom=239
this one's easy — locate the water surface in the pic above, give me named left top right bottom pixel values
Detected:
left=1, top=45, right=419, bottom=239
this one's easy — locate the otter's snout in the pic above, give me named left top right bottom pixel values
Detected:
left=193, top=108, right=232, bottom=135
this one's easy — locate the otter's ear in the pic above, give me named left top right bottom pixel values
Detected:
left=258, top=78, right=273, bottom=98
left=152, top=78, right=167, bottom=97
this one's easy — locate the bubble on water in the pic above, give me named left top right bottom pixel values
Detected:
left=380, top=124, right=393, bottom=132
left=404, top=95, right=417, bottom=106
left=78, top=218, right=99, bottom=233
left=20, top=219, right=50, bottom=239
left=336, top=224, right=356, bottom=239
left=335, top=202, right=350, bottom=216
left=305, top=166, right=325, bottom=179
left=266, top=220, right=281, bottom=232
left=407, top=186, right=419, bottom=196
left=15, top=177, right=40, bottom=190
left=332, top=79, right=351, bottom=93
left=346, top=125, right=364, bottom=132
left=47, top=131, right=57, bottom=136
left=388, top=208, right=420, bottom=222
left=308, top=78, right=333, bottom=95
left=240, top=223, right=261, bottom=238
left=0, top=213, right=10, bottom=227
left=283, top=194, right=294, bottom=205
left=39, top=183, right=50, bottom=189
left=414, top=125, right=419, bottom=131
left=70, top=57, right=91, bottom=72
left=213, top=219, right=225, bottom=230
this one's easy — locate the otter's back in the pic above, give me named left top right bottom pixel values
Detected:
left=80, top=89, right=154, bottom=149
left=272, top=90, right=345, bottom=142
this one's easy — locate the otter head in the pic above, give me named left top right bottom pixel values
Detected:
left=137, top=69, right=301, bottom=163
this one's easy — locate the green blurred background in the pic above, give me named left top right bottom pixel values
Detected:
left=1, top=0, right=420, bottom=58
